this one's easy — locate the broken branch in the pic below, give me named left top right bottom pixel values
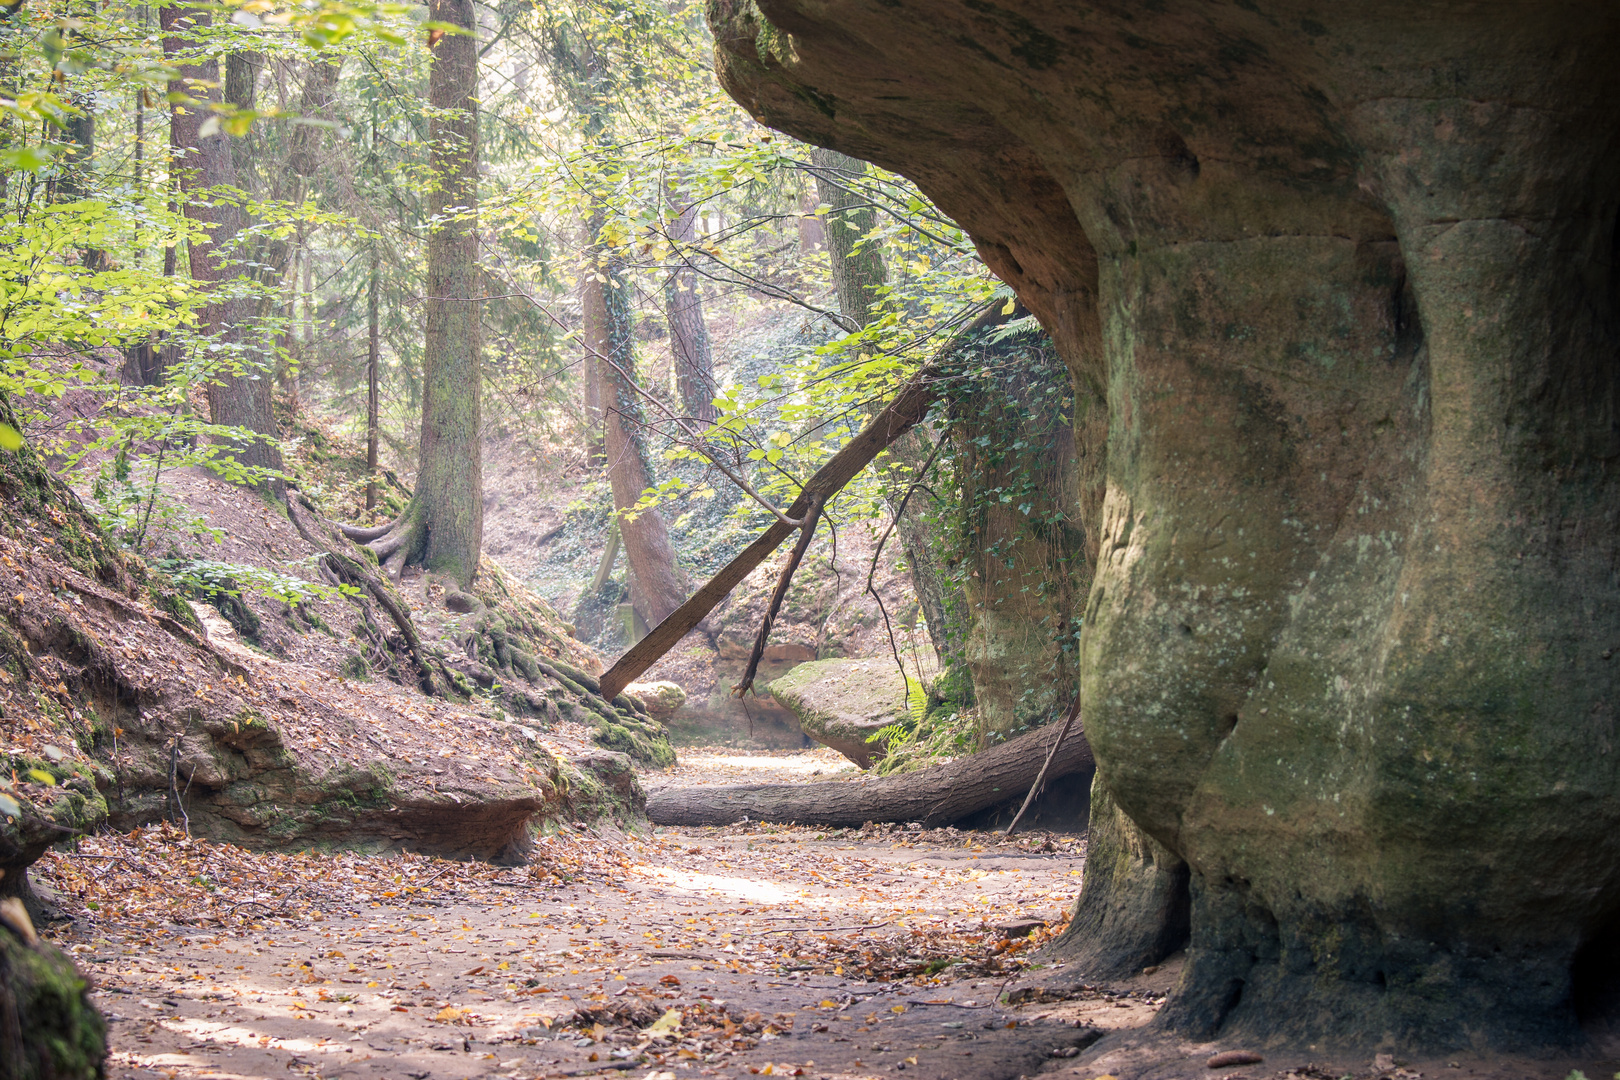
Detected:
left=732, top=492, right=824, bottom=698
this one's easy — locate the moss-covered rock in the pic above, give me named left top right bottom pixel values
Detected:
left=0, top=757, right=109, bottom=917
left=564, top=750, right=646, bottom=822
left=590, top=713, right=675, bottom=769
left=625, top=680, right=686, bottom=718
left=769, top=657, right=934, bottom=768
left=0, top=900, right=105, bottom=1080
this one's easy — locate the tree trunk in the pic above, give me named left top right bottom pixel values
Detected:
left=665, top=190, right=716, bottom=424
left=589, top=242, right=689, bottom=626
left=60, top=95, right=93, bottom=203
left=224, top=50, right=261, bottom=110
left=578, top=231, right=608, bottom=468
left=647, top=717, right=1093, bottom=827
left=797, top=187, right=824, bottom=254
left=366, top=243, right=380, bottom=511
left=369, top=0, right=483, bottom=586
left=811, top=147, right=957, bottom=664
left=810, top=147, right=885, bottom=330
left=162, top=6, right=284, bottom=483
left=287, top=59, right=342, bottom=179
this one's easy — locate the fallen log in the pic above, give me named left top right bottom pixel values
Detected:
left=645, top=718, right=1094, bottom=827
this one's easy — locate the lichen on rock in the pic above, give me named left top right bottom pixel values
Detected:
left=769, top=656, right=933, bottom=767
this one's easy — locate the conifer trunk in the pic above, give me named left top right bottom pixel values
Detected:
left=579, top=223, right=608, bottom=468
left=810, top=147, right=885, bottom=329
left=161, top=6, right=283, bottom=483
left=398, top=0, right=483, bottom=585
left=587, top=244, right=689, bottom=626
left=366, top=244, right=380, bottom=511
left=665, top=191, right=716, bottom=424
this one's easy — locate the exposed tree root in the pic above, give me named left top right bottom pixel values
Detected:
left=335, top=516, right=400, bottom=544
left=284, top=492, right=449, bottom=696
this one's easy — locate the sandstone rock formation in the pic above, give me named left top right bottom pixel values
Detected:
left=626, top=680, right=687, bottom=718
left=709, top=0, right=1620, bottom=1054
left=768, top=656, right=925, bottom=766
left=945, top=328, right=1093, bottom=733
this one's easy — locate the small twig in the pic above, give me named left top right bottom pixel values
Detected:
left=65, top=853, right=160, bottom=878
left=559, top=1062, right=641, bottom=1076
left=866, top=437, right=946, bottom=693
left=165, top=737, right=187, bottom=835
left=761, top=921, right=886, bottom=935
left=1004, top=696, right=1081, bottom=837
left=732, top=492, right=825, bottom=698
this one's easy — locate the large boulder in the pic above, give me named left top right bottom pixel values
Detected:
left=769, top=657, right=923, bottom=767
left=710, top=0, right=1620, bottom=1057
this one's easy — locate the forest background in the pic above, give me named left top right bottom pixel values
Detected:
left=0, top=0, right=1089, bottom=771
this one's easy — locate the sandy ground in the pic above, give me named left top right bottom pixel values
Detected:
left=39, top=757, right=1091, bottom=1080
left=34, top=752, right=1620, bottom=1080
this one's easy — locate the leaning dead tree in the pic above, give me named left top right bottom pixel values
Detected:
left=599, top=303, right=1013, bottom=701
left=601, top=303, right=1096, bottom=829
left=646, top=719, right=1094, bottom=827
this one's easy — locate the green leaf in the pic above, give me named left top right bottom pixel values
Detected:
left=0, top=146, right=54, bottom=172
left=26, top=769, right=55, bottom=786
left=0, top=424, right=21, bottom=452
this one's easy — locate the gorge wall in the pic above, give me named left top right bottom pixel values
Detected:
left=707, top=0, right=1620, bottom=1053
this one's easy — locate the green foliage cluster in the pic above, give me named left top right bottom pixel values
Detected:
left=158, top=557, right=357, bottom=608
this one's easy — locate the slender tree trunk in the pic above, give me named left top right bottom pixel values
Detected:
left=798, top=187, right=824, bottom=255
left=378, top=0, right=482, bottom=585
left=224, top=51, right=261, bottom=111
left=161, top=6, right=284, bottom=483
left=366, top=243, right=380, bottom=511
left=589, top=242, right=689, bottom=626
left=61, top=97, right=92, bottom=203
left=579, top=223, right=608, bottom=468
left=287, top=59, right=342, bottom=178
left=61, top=40, right=98, bottom=268
left=812, top=147, right=954, bottom=660
left=810, top=147, right=885, bottom=329
left=665, top=189, right=716, bottom=424
left=122, top=90, right=157, bottom=386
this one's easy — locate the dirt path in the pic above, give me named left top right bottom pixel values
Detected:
left=38, top=749, right=1111, bottom=1080
left=38, top=751, right=1591, bottom=1080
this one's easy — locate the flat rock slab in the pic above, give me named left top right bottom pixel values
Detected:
left=769, top=657, right=934, bottom=767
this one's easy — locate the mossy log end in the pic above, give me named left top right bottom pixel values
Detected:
left=0, top=912, right=105, bottom=1080
left=646, top=720, right=1093, bottom=828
